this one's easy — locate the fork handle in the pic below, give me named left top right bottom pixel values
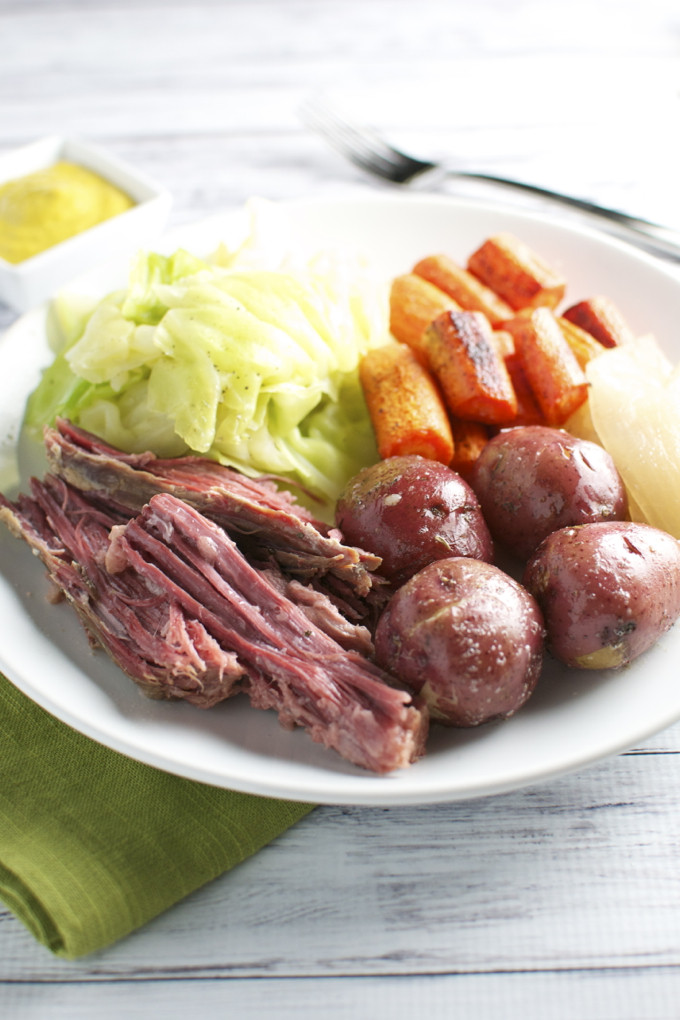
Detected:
left=454, top=171, right=680, bottom=264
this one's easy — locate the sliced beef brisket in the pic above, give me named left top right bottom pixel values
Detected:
left=45, top=419, right=385, bottom=616
left=1, top=479, right=427, bottom=771
left=108, top=494, right=428, bottom=772
left=0, top=478, right=244, bottom=706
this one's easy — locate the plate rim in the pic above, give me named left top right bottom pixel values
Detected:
left=2, top=189, right=680, bottom=807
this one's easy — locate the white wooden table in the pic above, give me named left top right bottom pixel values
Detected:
left=2, top=2, right=680, bottom=1016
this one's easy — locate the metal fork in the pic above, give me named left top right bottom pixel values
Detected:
left=299, top=97, right=680, bottom=263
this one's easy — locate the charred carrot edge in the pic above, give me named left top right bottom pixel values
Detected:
left=505, top=308, right=588, bottom=425
left=503, top=352, right=546, bottom=426
left=562, top=296, right=634, bottom=348
left=466, top=233, right=566, bottom=312
left=359, top=343, right=455, bottom=464
left=557, top=316, right=608, bottom=368
left=423, top=309, right=518, bottom=426
left=491, top=318, right=544, bottom=424
left=412, top=253, right=515, bottom=326
left=389, top=273, right=460, bottom=361
left=449, top=418, right=490, bottom=479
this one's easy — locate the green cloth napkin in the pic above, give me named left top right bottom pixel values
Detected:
left=0, top=671, right=314, bottom=959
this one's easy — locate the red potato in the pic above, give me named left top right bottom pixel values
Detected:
left=523, top=521, right=680, bottom=669
left=470, top=425, right=628, bottom=560
left=374, top=557, right=545, bottom=726
left=335, top=455, right=493, bottom=587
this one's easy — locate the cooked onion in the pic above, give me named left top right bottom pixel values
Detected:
left=568, top=335, right=680, bottom=538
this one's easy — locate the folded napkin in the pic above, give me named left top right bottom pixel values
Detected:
left=0, top=671, right=314, bottom=959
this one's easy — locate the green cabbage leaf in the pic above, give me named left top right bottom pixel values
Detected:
left=25, top=209, right=388, bottom=514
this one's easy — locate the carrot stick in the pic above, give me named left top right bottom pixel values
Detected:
left=503, top=352, right=545, bottom=426
left=359, top=343, right=455, bottom=464
left=561, top=296, right=634, bottom=348
left=489, top=328, right=515, bottom=360
left=449, top=418, right=490, bottom=479
left=490, top=320, right=544, bottom=424
left=423, top=310, right=518, bottom=425
left=467, top=233, right=566, bottom=311
left=557, top=316, right=608, bottom=368
left=412, top=253, right=515, bottom=326
left=505, top=308, right=588, bottom=425
left=389, top=273, right=461, bottom=360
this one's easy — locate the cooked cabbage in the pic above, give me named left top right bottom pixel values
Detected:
left=25, top=206, right=388, bottom=515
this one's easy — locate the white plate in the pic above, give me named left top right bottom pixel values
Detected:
left=2, top=192, right=680, bottom=807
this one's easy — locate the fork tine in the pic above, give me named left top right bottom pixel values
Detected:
left=299, top=98, right=389, bottom=163
left=298, top=98, right=680, bottom=259
left=299, top=98, right=391, bottom=159
left=299, top=96, right=426, bottom=182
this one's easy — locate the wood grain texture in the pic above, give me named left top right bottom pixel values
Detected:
left=2, top=0, right=680, bottom=1016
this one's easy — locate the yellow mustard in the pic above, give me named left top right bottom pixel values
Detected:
left=0, top=160, right=134, bottom=264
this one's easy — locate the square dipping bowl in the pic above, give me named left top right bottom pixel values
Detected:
left=0, top=135, right=172, bottom=313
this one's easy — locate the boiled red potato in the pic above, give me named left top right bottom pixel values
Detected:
left=374, top=557, right=545, bottom=727
left=335, top=455, right=493, bottom=587
left=470, top=425, right=628, bottom=560
left=523, top=521, right=680, bottom=669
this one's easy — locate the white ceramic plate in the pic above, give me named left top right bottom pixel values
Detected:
left=2, top=192, right=680, bottom=806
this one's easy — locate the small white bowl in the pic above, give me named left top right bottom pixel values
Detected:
left=0, top=135, right=172, bottom=313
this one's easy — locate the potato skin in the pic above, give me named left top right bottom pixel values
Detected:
left=374, top=557, right=545, bottom=727
left=335, top=455, right=493, bottom=586
left=523, top=521, right=680, bottom=669
left=470, top=425, right=628, bottom=560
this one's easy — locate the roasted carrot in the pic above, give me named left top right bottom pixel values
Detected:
left=449, top=418, right=490, bottom=479
left=467, top=233, right=566, bottom=311
left=489, top=319, right=544, bottom=424
left=562, top=296, right=634, bottom=348
left=389, top=273, right=460, bottom=360
left=359, top=342, right=455, bottom=464
left=557, top=316, right=608, bottom=368
left=423, top=310, right=518, bottom=425
left=504, top=308, right=588, bottom=425
left=503, top=352, right=545, bottom=426
left=412, top=253, right=515, bottom=326
left=489, top=328, right=515, bottom=360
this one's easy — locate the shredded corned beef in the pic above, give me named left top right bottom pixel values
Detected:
left=45, top=419, right=387, bottom=620
left=109, top=493, right=428, bottom=772
left=0, top=461, right=428, bottom=772
left=0, top=476, right=245, bottom=706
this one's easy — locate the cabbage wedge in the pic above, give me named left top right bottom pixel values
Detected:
left=25, top=215, right=388, bottom=514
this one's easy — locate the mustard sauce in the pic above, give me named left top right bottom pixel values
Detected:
left=0, top=160, right=134, bottom=264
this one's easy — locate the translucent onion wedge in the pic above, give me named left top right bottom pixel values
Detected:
left=577, top=335, right=680, bottom=538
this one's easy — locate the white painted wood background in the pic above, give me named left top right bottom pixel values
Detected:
left=2, top=1, right=680, bottom=1016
